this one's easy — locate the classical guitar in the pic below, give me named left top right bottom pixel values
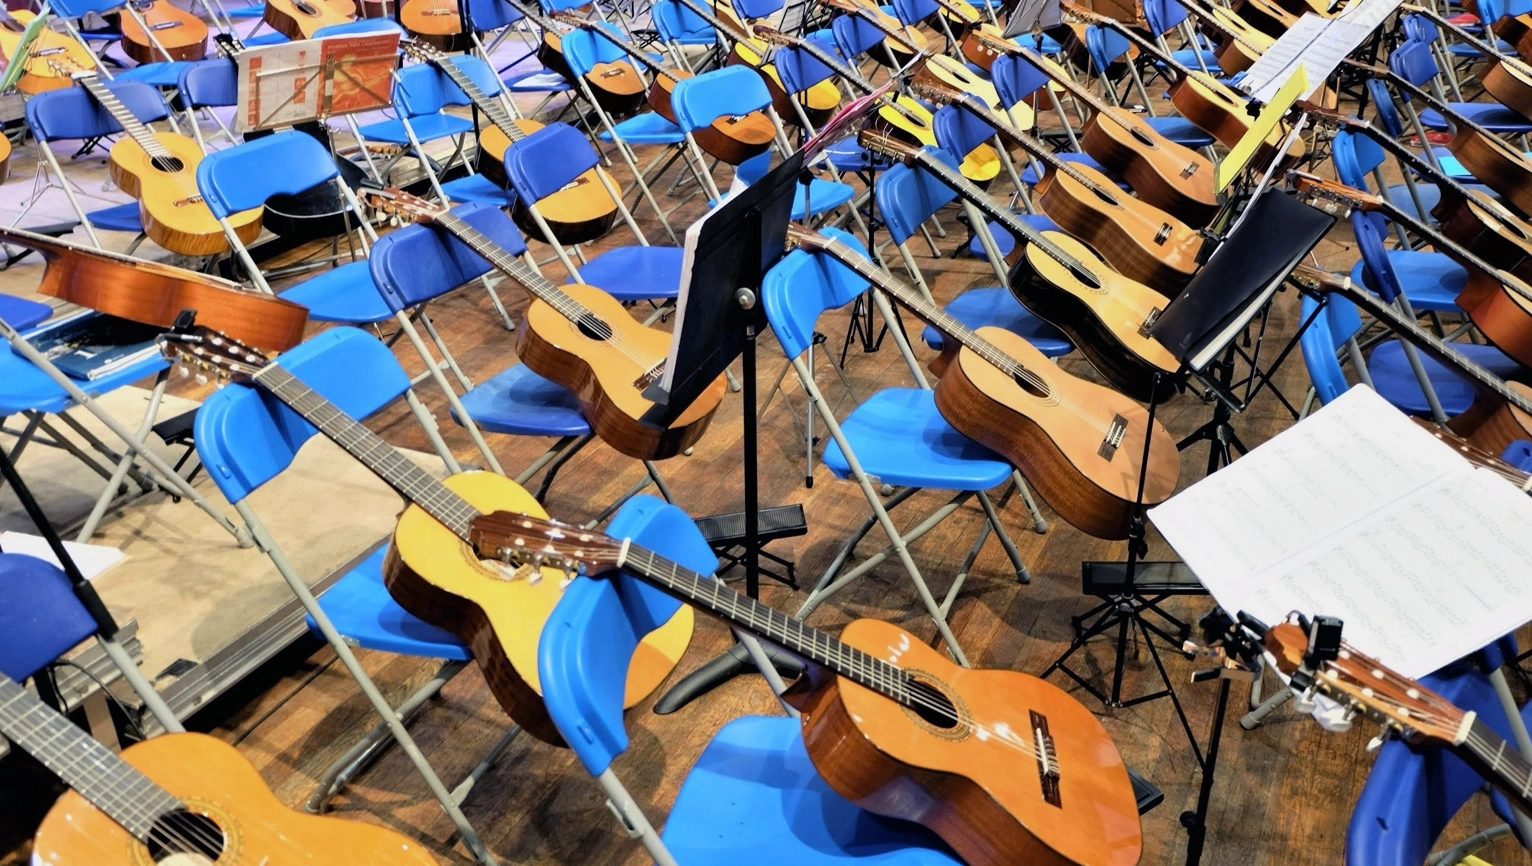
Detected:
left=860, top=129, right=1185, bottom=404
left=548, top=11, right=777, bottom=164
left=816, top=0, right=994, bottom=107
left=49, top=60, right=264, bottom=258
left=118, top=0, right=208, bottom=63
left=999, top=43, right=1220, bottom=226
left=400, top=0, right=469, bottom=51
left=1230, top=0, right=1302, bottom=37
left=787, top=223, right=1181, bottom=539
left=262, top=0, right=356, bottom=41
left=403, top=40, right=619, bottom=245
left=160, top=327, right=696, bottom=744
left=472, top=510, right=1145, bottom=866
left=814, top=0, right=932, bottom=66
left=0, top=674, right=443, bottom=866
left=367, top=189, right=727, bottom=460
left=912, top=79, right=1203, bottom=293
left=1175, top=0, right=1272, bottom=74
left=673, top=0, right=841, bottom=128
left=0, top=8, right=95, bottom=93
left=505, top=1, right=645, bottom=116
left=0, top=226, right=309, bottom=351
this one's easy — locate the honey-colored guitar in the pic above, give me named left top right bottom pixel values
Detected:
left=0, top=132, right=11, bottom=185
left=262, top=0, right=356, bottom=40
left=400, top=0, right=469, bottom=51
left=161, top=327, right=696, bottom=744
left=403, top=40, right=619, bottom=245
left=673, top=0, right=841, bottom=128
left=50, top=60, right=264, bottom=257
left=475, top=511, right=1145, bottom=866
left=367, top=189, right=727, bottom=460
left=0, top=674, right=442, bottom=866
left=0, top=8, right=95, bottom=93
left=788, top=223, right=1181, bottom=540
left=118, top=0, right=208, bottom=63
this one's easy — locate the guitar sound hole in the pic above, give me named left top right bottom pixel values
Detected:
left=576, top=313, right=614, bottom=341
left=906, top=678, right=960, bottom=729
left=146, top=810, right=224, bottom=864
left=1011, top=370, right=1049, bottom=400
left=150, top=156, right=186, bottom=173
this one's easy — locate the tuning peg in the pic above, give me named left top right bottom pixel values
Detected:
left=1293, top=689, right=1317, bottom=714
left=1366, top=726, right=1390, bottom=752
left=177, top=365, right=190, bottom=378
left=194, top=373, right=209, bottom=385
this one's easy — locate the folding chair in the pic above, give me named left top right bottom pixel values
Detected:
left=368, top=202, right=678, bottom=521
left=651, top=0, right=718, bottom=70
left=0, top=296, right=53, bottom=332
left=1392, top=39, right=1532, bottom=140
left=930, top=103, right=1033, bottom=255
left=992, top=51, right=1099, bottom=160
left=537, top=494, right=963, bottom=866
left=1081, top=25, right=1216, bottom=150
left=175, top=58, right=240, bottom=151
left=476, top=0, right=576, bottom=114
left=193, top=327, right=504, bottom=865
left=763, top=228, right=1033, bottom=666
left=1140, top=0, right=1219, bottom=79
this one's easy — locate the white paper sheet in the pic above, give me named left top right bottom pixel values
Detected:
left=0, top=532, right=125, bottom=581
left=1239, top=0, right=1400, bottom=104
left=1149, top=386, right=1532, bottom=677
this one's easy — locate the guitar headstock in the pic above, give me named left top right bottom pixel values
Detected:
left=466, top=511, right=624, bottom=579
left=1265, top=621, right=1467, bottom=746
left=1289, top=171, right=1382, bottom=216
left=401, top=38, right=445, bottom=62
left=750, top=23, right=797, bottom=46
left=856, top=126, right=921, bottom=165
left=45, top=56, right=92, bottom=79
left=159, top=326, right=271, bottom=384
left=362, top=187, right=446, bottom=224
left=909, top=78, right=965, bottom=107
left=212, top=32, right=245, bottom=58
left=783, top=221, right=832, bottom=253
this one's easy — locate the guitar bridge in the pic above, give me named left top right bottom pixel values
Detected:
left=633, top=362, right=665, bottom=391
left=1030, top=710, right=1062, bottom=808
left=1154, top=224, right=1172, bottom=245
left=1180, top=162, right=1199, bottom=178
left=1098, top=414, right=1128, bottom=460
left=1138, top=307, right=1161, bottom=338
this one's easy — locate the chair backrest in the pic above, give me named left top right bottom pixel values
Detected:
left=1401, top=12, right=1438, bottom=44
left=500, top=121, right=601, bottom=203
left=1298, top=293, right=1361, bottom=406
left=537, top=495, right=717, bottom=776
left=178, top=59, right=239, bottom=110
left=933, top=104, right=996, bottom=161
left=670, top=65, right=772, bottom=132
left=889, top=0, right=939, bottom=27
left=312, top=17, right=405, bottom=37
left=1350, top=210, right=1405, bottom=303
left=1085, top=24, right=1131, bottom=72
left=1388, top=38, right=1438, bottom=88
left=49, top=0, right=123, bottom=18
left=26, top=80, right=169, bottom=143
left=561, top=25, right=631, bottom=77
left=468, top=0, right=523, bottom=31
left=1366, top=80, right=1405, bottom=137
left=394, top=60, right=494, bottom=118
left=1143, top=0, right=1190, bottom=35
left=369, top=202, right=529, bottom=311
left=762, top=227, right=872, bottom=357
left=652, top=0, right=713, bottom=43
left=1332, top=130, right=1385, bottom=189
left=194, top=328, right=415, bottom=504
left=0, top=554, right=99, bottom=682
left=733, top=0, right=783, bottom=19
left=991, top=52, right=1049, bottom=106
left=196, top=130, right=341, bottom=219
left=831, top=11, right=887, bottom=59
left=771, top=30, right=840, bottom=95
left=875, top=147, right=962, bottom=244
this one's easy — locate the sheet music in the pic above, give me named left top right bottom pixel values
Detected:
left=0, top=532, right=125, bottom=581
left=1149, top=386, right=1532, bottom=677
left=1238, top=0, right=1399, bottom=104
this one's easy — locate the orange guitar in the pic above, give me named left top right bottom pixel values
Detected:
left=0, top=674, right=442, bottom=866
left=262, top=0, right=356, bottom=40
left=0, top=8, right=96, bottom=93
left=118, top=0, right=208, bottom=63
left=474, top=510, right=1145, bottom=866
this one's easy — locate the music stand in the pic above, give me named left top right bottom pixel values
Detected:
left=644, top=150, right=808, bottom=712
left=233, top=31, right=399, bottom=133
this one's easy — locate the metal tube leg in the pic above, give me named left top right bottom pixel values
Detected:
left=1240, top=684, right=1292, bottom=729
left=1009, top=470, right=1048, bottom=533
left=75, top=370, right=172, bottom=542
left=450, top=724, right=521, bottom=805
left=975, top=488, right=1030, bottom=582
left=98, top=635, right=183, bottom=733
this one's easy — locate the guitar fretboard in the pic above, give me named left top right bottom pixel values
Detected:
left=78, top=74, right=174, bottom=163
left=415, top=47, right=527, bottom=145
left=433, top=211, right=600, bottom=326
left=1464, top=716, right=1532, bottom=815
left=251, top=364, right=480, bottom=537
left=0, top=675, right=181, bottom=842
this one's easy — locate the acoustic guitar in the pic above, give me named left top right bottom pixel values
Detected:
left=262, top=0, right=356, bottom=41
left=50, top=60, right=264, bottom=257
left=403, top=41, right=619, bottom=245
left=505, top=2, right=646, bottom=116
left=118, top=0, right=208, bottom=63
left=0, top=674, right=443, bottom=866
left=367, top=189, right=728, bottom=461
left=815, top=0, right=932, bottom=67
left=160, top=327, right=696, bottom=745
left=400, top=0, right=469, bottom=51
left=1176, top=0, right=1271, bottom=74
left=913, top=80, right=1203, bottom=294
left=674, top=0, right=841, bottom=128
left=0, top=8, right=95, bottom=93
left=473, top=510, right=1145, bottom=866
left=0, top=226, right=309, bottom=351
left=788, top=223, right=1181, bottom=540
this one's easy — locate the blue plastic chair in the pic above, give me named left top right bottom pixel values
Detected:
left=197, top=131, right=391, bottom=323
left=832, top=10, right=898, bottom=66
left=929, top=103, right=1051, bottom=258
left=0, top=554, right=100, bottom=683
left=770, top=30, right=891, bottom=176
left=1393, top=40, right=1532, bottom=135
left=1083, top=26, right=1216, bottom=148
left=0, top=296, right=53, bottom=332
left=762, top=228, right=1031, bottom=663
left=653, top=0, right=717, bottom=46
left=471, top=0, right=569, bottom=103
left=192, top=327, right=500, bottom=859
left=312, top=17, right=404, bottom=37
left=991, top=53, right=1123, bottom=186
left=564, top=27, right=682, bottom=148
left=538, top=494, right=965, bottom=866
left=1347, top=204, right=1465, bottom=315
left=1142, top=0, right=1219, bottom=70
left=876, top=147, right=1072, bottom=358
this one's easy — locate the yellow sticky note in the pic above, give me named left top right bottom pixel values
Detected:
left=1215, top=65, right=1309, bottom=192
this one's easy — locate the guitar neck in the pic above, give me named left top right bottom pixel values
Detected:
left=77, top=74, right=170, bottom=160
left=1406, top=4, right=1516, bottom=62
left=419, top=49, right=525, bottom=141
left=1460, top=716, right=1532, bottom=817
left=432, top=210, right=601, bottom=326
left=763, top=28, right=875, bottom=92
left=1363, top=60, right=1499, bottom=142
left=1364, top=188, right=1532, bottom=309
left=838, top=3, right=925, bottom=54
left=945, top=88, right=1105, bottom=188
left=1180, top=0, right=1266, bottom=53
left=568, top=20, right=678, bottom=80
left=0, top=675, right=182, bottom=843
left=1015, top=46, right=1121, bottom=119
left=249, top=364, right=480, bottom=537
left=1334, top=112, right=1483, bottom=204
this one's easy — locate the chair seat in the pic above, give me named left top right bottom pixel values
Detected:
left=1420, top=103, right=1532, bottom=134
left=118, top=61, right=192, bottom=87
left=794, top=178, right=855, bottom=220
left=1369, top=339, right=1523, bottom=416
left=503, top=69, right=571, bottom=93
left=663, top=715, right=963, bottom=866
left=989, top=32, right=1062, bottom=54
left=823, top=387, right=1014, bottom=490
left=1020, top=152, right=1124, bottom=186
left=1142, top=115, right=1215, bottom=148
left=1348, top=251, right=1466, bottom=314
left=357, top=113, right=476, bottom=145
left=241, top=30, right=290, bottom=46
left=966, top=213, right=1059, bottom=260
left=598, top=111, right=685, bottom=144
left=0, top=296, right=53, bottom=332
left=307, top=546, right=471, bottom=660
left=441, top=173, right=519, bottom=207
left=453, top=364, right=591, bottom=437
left=86, top=202, right=143, bottom=233
left=226, top=3, right=265, bottom=16
left=278, top=260, right=394, bottom=324
left=823, top=139, right=895, bottom=174
left=920, top=287, right=1073, bottom=358
left=0, top=341, right=168, bottom=415
left=576, top=245, right=683, bottom=301
left=1166, top=48, right=1220, bottom=69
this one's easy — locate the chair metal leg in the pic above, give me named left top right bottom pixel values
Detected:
left=75, top=369, right=173, bottom=542
left=975, top=488, right=1030, bottom=583
left=449, top=724, right=521, bottom=805
left=481, top=275, right=517, bottom=331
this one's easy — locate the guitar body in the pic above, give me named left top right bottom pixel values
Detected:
left=1460, top=381, right=1532, bottom=455
left=478, top=119, right=620, bottom=245
left=517, top=285, right=727, bottom=460
left=914, top=55, right=1002, bottom=108
left=1199, top=8, right=1268, bottom=73
left=400, top=0, right=470, bottom=52
left=383, top=471, right=695, bottom=745
left=1007, top=232, right=1183, bottom=402
left=33, top=733, right=441, bottom=866
left=1230, top=0, right=1298, bottom=37
left=262, top=0, right=354, bottom=41
left=1448, top=125, right=1532, bottom=217
left=1453, top=266, right=1532, bottom=368
left=960, top=21, right=1006, bottom=69
left=1080, top=112, right=1219, bottom=226
left=1481, top=60, right=1532, bottom=125
left=585, top=59, right=648, bottom=117
left=729, top=41, right=840, bottom=128
left=1169, top=73, right=1304, bottom=168
left=119, top=0, right=208, bottom=63
left=791, top=618, right=1143, bottom=866
left=1030, top=164, right=1203, bottom=294
left=0, top=133, right=10, bottom=185
left=0, top=10, right=94, bottom=93
left=109, top=131, right=264, bottom=257
left=1434, top=190, right=1532, bottom=278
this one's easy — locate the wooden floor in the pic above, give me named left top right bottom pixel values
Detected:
left=3, top=53, right=1531, bottom=866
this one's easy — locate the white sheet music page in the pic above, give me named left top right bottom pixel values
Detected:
left=1148, top=386, right=1532, bottom=677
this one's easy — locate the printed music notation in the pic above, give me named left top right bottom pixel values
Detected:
left=1150, top=385, right=1532, bottom=677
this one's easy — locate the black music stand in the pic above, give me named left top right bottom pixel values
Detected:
left=644, top=150, right=810, bottom=713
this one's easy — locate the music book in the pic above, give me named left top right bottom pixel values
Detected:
left=1149, top=386, right=1532, bottom=678
left=28, top=311, right=162, bottom=381
left=0, top=533, right=125, bottom=581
